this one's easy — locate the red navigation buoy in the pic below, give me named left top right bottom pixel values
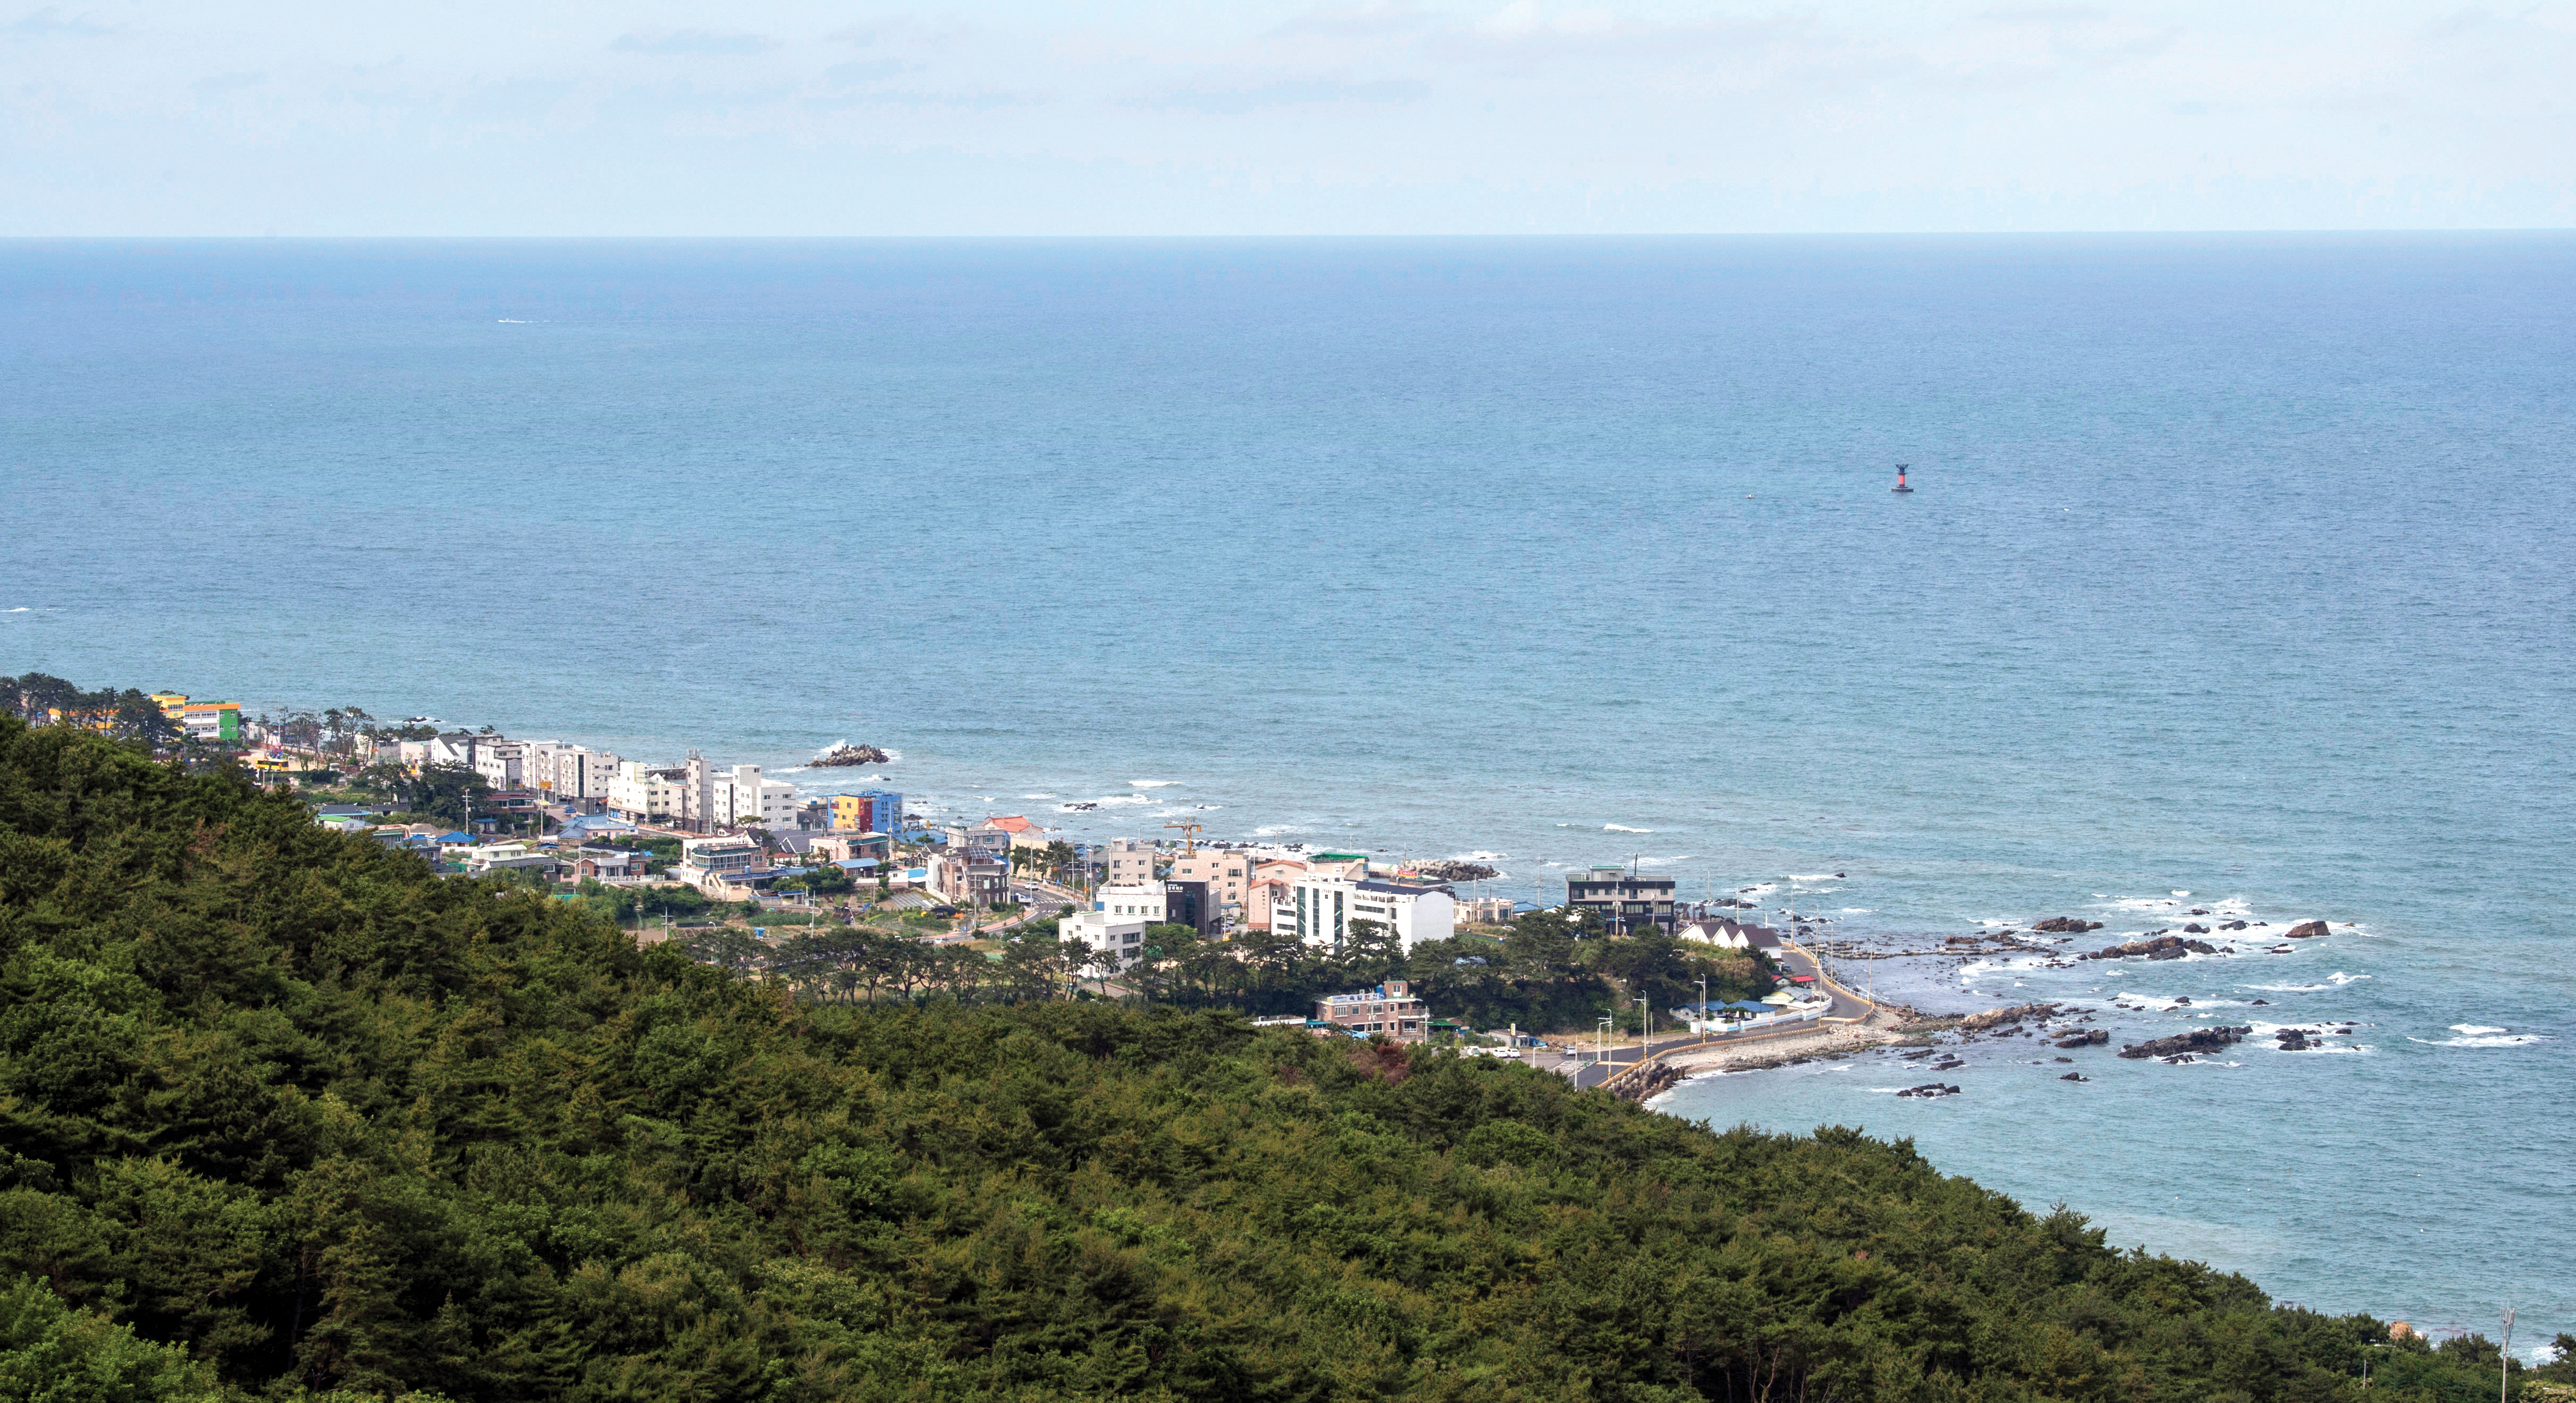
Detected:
left=1892, top=463, right=1914, bottom=494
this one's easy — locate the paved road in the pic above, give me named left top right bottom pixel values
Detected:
left=1555, top=936, right=1876, bottom=1089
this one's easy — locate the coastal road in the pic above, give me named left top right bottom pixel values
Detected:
left=1556, top=936, right=1877, bottom=1089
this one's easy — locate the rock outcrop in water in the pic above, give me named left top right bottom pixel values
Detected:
left=1960, top=1002, right=2058, bottom=1032
left=2282, top=920, right=2330, bottom=939
left=2119, top=1026, right=2251, bottom=1060
left=2031, top=916, right=2104, bottom=933
left=811, top=742, right=891, bottom=768
left=2080, top=934, right=2217, bottom=961
left=1413, top=860, right=1500, bottom=883
left=2054, top=1029, right=2110, bottom=1049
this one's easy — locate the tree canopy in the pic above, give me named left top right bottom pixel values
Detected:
left=0, top=716, right=2560, bottom=1402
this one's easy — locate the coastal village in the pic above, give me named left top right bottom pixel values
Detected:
left=14, top=680, right=2361, bottom=1093
left=21, top=683, right=1856, bottom=1074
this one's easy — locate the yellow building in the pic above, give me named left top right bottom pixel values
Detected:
left=153, top=692, right=243, bottom=743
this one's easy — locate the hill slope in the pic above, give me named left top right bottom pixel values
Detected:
left=0, top=719, right=2471, bottom=1401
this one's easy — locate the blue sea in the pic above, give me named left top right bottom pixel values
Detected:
left=4, top=236, right=2570, bottom=1341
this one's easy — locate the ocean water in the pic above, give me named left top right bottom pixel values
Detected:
left=3, top=236, right=2571, bottom=1338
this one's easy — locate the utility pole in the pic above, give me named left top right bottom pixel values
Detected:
left=2500, top=1309, right=2514, bottom=1403
left=1637, top=995, right=1649, bottom=1045
left=1698, top=973, right=1709, bottom=1045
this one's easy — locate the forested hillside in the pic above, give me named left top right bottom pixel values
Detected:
left=0, top=717, right=2557, bottom=1401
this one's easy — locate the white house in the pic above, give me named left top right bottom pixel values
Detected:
left=673, top=835, right=762, bottom=890
left=1060, top=908, right=1150, bottom=971
left=1278, top=876, right=1455, bottom=952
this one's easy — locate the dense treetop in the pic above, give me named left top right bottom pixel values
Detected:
left=0, top=716, right=2561, bottom=1401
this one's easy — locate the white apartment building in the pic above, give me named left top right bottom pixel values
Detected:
left=607, top=761, right=688, bottom=824
left=1092, top=882, right=1173, bottom=925
left=712, top=764, right=799, bottom=830
left=471, top=740, right=528, bottom=790
left=1101, top=837, right=1158, bottom=887
left=1279, top=876, right=1457, bottom=952
left=1060, top=908, right=1149, bottom=970
left=524, top=742, right=623, bottom=804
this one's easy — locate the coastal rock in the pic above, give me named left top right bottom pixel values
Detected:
left=1414, top=860, right=1500, bottom=883
left=1896, top=1083, right=1962, bottom=1098
left=2080, top=935, right=2218, bottom=961
left=2060, top=1072, right=2088, bottom=1081
left=2275, top=1028, right=2317, bottom=1051
left=2053, top=1030, right=2110, bottom=1049
left=810, top=742, right=893, bottom=768
left=2119, top=1026, right=2252, bottom=1060
left=1959, top=1001, right=2058, bottom=1032
left=2182, top=923, right=2208, bottom=934
left=2031, top=917, right=2105, bottom=933
left=2283, top=920, right=2330, bottom=940
left=2220, top=920, right=2249, bottom=931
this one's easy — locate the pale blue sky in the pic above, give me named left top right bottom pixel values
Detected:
left=3, top=0, right=2569, bottom=233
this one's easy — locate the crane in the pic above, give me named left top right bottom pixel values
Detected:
left=1161, top=820, right=1202, bottom=855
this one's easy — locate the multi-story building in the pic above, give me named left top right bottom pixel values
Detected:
left=810, top=831, right=891, bottom=865
left=607, top=761, right=689, bottom=824
left=1565, top=867, right=1677, bottom=934
left=1101, top=837, right=1158, bottom=887
left=711, top=764, right=799, bottom=830
left=1161, top=880, right=1217, bottom=937
left=1091, top=882, right=1172, bottom=925
left=930, top=849, right=1011, bottom=907
left=1279, top=875, right=1457, bottom=952
left=1455, top=895, right=1518, bottom=926
left=1313, top=980, right=1431, bottom=1042
left=470, top=740, right=528, bottom=791
left=1060, top=909, right=1149, bottom=970
left=524, top=742, right=624, bottom=807
left=1244, top=857, right=1310, bottom=929
left=675, top=835, right=762, bottom=888
left=828, top=790, right=903, bottom=834
left=151, top=694, right=242, bottom=743
left=1164, top=849, right=1251, bottom=928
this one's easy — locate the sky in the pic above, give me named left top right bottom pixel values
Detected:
left=2, top=0, right=2571, bottom=234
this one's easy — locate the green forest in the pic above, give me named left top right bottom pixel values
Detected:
left=0, top=716, right=2565, bottom=1402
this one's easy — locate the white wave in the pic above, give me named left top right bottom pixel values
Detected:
left=2326, top=971, right=2370, bottom=985
left=3, top=607, right=26, bottom=613
left=1604, top=824, right=1653, bottom=833
left=1252, top=825, right=1303, bottom=837
left=2410, top=1033, right=2548, bottom=1047
left=2171, top=890, right=2191, bottom=897
left=1840, top=907, right=1873, bottom=914
left=2452, top=1024, right=2508, bottom=1036
left=1451, top=850, right=1505, bottom=861
left=1786, top=873, right=1837, bottom=881
left=1632, top=853, right=1695, bottom=867
left=1128, top=780, right=1178, bottom=788
left=2244, top=983, right=2331, bottom=993
left=1021, top=793, right=1056, bottom=800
